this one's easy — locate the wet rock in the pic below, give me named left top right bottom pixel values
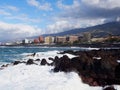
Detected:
left=53, top=56, right=60, bottom=67
left=60, top=50, right=74, bottom=54
left=70, top=57, right=82, bottom=72
left=35, top=59, right=40, bottom=61
left=26, top=59, right=34, bottom=65
left=48, top=57, right=54, bottom=61
left=1, top=64, right=7, bottom=67
left=33, top=53, right=36, bottom=57
left=103, top=86, right=116, bottom=90
left=1, top=49, right=119, bottom=87
left=93, top=58, right=102, bottom=74
left=80, top=75, right=99, bottom=86
left=115, top=63, right=120, bottom=79
left=53, top=55, right=72, bottom=72
left=13, top=61, right=21, bottom=65
left=1, top=64, right=10, bottom=67
left=53, top=49, right=120, bottom=86
left=40, top=59, right=48, bottom=65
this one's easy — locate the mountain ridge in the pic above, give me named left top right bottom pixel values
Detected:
left=39, top=21, right=120, bottom=38
left=28, top=21, right=120, bottom=39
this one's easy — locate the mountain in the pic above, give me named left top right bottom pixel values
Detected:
left=42, top=21, right=120, bottom=38
left=29, top=21, right=120, bottom=39
left=2, top=21, right=120, bottom=43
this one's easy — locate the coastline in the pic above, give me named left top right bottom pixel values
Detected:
left=0, top=43, right=120, bottom=48
left=0, top=48, right=120, bottom=90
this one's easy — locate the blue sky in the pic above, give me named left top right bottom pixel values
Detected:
left=0, top=0, right=120, bottom=42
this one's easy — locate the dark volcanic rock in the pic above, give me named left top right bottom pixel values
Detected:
left=13, top=61, right=21, bottom=65
left=35, top=59, right=40, bottom=61
left=115, top=63, right=120, bottom=79
left=1, top=48, right=120, bottom=88
left=26, top=59, right=34, bottom=65
left=53, top=55, right=71, bottom=72
left=103, top=86, right=116, bottom=90
left=1, top=64, right=9, bottom=67
left=48, top=57, right=54, bottom=61
left=40, top=59, right=48, bottom=65
left=53, top=49, right=120, bottom=86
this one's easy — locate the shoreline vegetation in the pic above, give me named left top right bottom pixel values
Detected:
left=0, top=48, right=120, bottom=90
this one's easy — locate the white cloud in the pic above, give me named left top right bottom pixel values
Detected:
left=57, top=0, right=80, bottom=10
left=82, top=0, right=120, bottom=9
left=45, top=0, right=120, bottom=34
left=6, top=14, right=41, bottom=23
left=27, top=0, right=39, bottom=7
left=46, top=20, right=75, bottom=33
left=0, top=5, right=19, bottom=11
left=57, top=0, right=120, bottom=19
left=5, top=5, right=19, bottom=11
left=1, top=0, right=120, bottom=39
left=46, top=17, right=105, bottom=34
left=27, top=0, right=52, bottom=11
left=0, top=9, right=11, bottom=16
left=0, top=21, right=42, bottom=41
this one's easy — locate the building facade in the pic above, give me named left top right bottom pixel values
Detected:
left=67, top=35, right=79, bottom=43
left=56, top=36, right=67, bottom=43
left=38, top=36, right=44, bottom=43
left=34, top=39, right=39, bottom=44
left=44, top=36, right=53, bottom=44
left=22, top=39, right=29, bottom=44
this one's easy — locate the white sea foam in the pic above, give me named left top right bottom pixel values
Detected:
left=0, top=50, right=120, bottom=90
left=21, top=50, right=76, bottom=64
left=117, top=60, right=120, bottom=63
left=0, top=64, right=104, bottom=90
left=80, top=47, right=100, bottom=50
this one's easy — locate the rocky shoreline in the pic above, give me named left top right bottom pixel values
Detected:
left=58, top=49, right=120, bottom=87
left=1, top=43, right=120, bottom=48
left=1, top=49, right=120, bottom=90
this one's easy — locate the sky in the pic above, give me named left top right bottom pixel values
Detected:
left=0, top=0, right=120, bottom=42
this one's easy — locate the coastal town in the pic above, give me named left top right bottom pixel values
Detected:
left=1, top=32, right=120, bottom=46
left=0, top=0, right=120, bottom=90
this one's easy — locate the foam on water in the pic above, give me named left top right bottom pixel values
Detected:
left=21, top=50, right=76, bottom=64
left=0, top=49, right=120, bottom=90
left=0, top=64, right=103, bottom=90
left=0, top=46, right=101, bottom=65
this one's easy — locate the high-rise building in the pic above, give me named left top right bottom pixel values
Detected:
left=44, top=36, right=53, bottom=44
left=22, top=39, right=29, bottom=44
left=67, top=35, right=79, bottom=43
left=38, top=36, right=44, bottom=43
left=34, top=39, right=39, bottom=44
left=56, top=36, right=67, bottom=43
left=51, top=37, right=55, bottom=43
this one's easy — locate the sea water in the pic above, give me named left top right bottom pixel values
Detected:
left=0, top=46, right=98, bottom=65
left=0, top=46, right=119, bottom=90
left=0, top=46, right=78, bottom=64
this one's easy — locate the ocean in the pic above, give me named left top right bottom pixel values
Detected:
left=0, top=46, right=91, bottom=65
left=0, top=46, right=119, bottom=90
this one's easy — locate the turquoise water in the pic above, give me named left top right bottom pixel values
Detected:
left=0, top=46, right=83, bottom=64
